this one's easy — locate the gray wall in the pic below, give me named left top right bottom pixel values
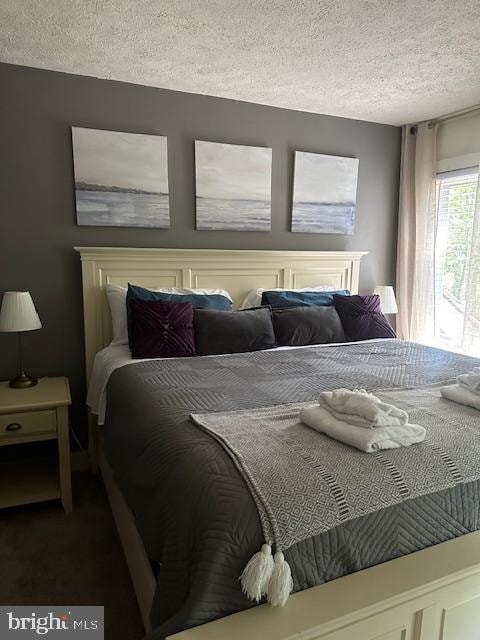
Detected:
left=0, top=63, right=400, bottom=435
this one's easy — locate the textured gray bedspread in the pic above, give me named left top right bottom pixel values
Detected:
left=103, top=340, right=480, bottom=639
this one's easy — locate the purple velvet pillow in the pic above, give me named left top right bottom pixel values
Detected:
left=129, top=299, right=196, bottom=358
left=333, top=294, right=396, bottom=341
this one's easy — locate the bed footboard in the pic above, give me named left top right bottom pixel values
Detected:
left=169, top=531, right=480, bottom=640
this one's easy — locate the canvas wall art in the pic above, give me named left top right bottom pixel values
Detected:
left=291, top=151, right=359, bottom=234
left=195, top=140, right=272, bottom=231
left=72, top=127, right=169, bottom=228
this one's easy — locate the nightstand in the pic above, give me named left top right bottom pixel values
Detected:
left=0, top=377, right=73, bottom=513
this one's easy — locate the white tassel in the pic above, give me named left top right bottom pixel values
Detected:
left=240, top=543, right=274, bottom=602
left=267, top=551, right=293, bottom=606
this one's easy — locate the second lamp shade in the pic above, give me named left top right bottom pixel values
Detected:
left=373, top=286, right=398, bottom=314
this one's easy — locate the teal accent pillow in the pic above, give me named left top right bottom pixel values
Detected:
left=261, top=289, right=350, bottom=308
left=126, top=283, right=232, bottom=344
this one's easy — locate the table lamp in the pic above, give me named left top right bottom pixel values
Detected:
left=0, top=291, right=42, bottom=388
left=373, top=286, right=398, bottom=315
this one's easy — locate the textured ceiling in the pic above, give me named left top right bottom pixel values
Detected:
left=1, top=0, right=479, bottom=125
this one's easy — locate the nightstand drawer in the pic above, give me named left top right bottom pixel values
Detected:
left=0, top=410, right=57, bottom=439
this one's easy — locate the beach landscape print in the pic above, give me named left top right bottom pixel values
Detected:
left=195, top=141, right=272, bottom=231
left=292, top=151, right=359, bottom=234
left=72, top=127, right=169, bottom=228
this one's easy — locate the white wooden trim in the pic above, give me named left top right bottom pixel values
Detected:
left=75, top=247, right=367, bottom=386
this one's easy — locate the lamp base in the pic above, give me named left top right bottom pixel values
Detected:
left=9, top=373, right=38, bottom=389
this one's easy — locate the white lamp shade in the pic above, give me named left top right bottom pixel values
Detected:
left=373, top=286, right=398, bottom=314
left=0, top=291, right=42, bottom=332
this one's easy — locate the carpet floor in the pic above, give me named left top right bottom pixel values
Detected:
left=0, top=471, right=145, bottom=639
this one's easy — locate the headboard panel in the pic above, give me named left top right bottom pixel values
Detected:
left=75, top=247, right=367, bottom=383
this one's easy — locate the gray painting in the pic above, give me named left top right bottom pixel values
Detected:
left=72, top=127, right=169, bottom=228
left=292, top=151, right=359, bottom=234
left=195, top=141, right=272, bottom=231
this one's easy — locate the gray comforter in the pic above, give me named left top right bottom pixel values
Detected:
left=103, top=340, right=480, bottom=639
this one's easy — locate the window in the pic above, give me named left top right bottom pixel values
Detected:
left=435, top=167, right=479, bottom=354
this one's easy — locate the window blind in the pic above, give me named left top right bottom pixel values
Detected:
left=436, top=169, right=478, bottom=309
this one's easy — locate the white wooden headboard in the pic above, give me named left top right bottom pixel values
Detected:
left=75, top=247, right=367, bottom=383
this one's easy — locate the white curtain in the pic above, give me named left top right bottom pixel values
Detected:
left=461, top=167, right=480, bottom=355
left=396, top=122, right=438, bottom=342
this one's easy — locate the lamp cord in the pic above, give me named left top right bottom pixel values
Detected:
left=69, top=422, right=91, bottom=464
left=23, top=377, right=91, bottom=465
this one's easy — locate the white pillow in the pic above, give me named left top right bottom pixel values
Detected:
left=106, top=284, right=233, bottom=346
left=240, top=286, right=337, bottom=310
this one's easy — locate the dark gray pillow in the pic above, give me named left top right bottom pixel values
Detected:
left=194, top=307, right=277, bottom=356
left=272, top=306, right=345, bottom=346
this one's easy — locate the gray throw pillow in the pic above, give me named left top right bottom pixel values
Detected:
left=194, top=307, right=277, bottom=356
left=272, top=306, right=345, bottom=346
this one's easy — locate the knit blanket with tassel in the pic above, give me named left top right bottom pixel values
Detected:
left=191, top=384, right=480, bottom=606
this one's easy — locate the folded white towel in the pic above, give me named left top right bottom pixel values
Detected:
left=319, top=389, right=409, bottom=429
left=300, top=405, right=426, bottom=453
left=441, top=384, right=480, bottom=410
left=457, top=367, right=480, bottom=394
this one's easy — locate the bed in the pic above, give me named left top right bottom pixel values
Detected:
left=76, top=247, right=480, bottom=640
